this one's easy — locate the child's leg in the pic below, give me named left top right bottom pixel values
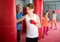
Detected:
left=43, top=27, right=45, bottom=35
left=55, top=22, right=57, bottom=29
left=54, top=20, right=57, bottom=29
left=55, top=23, right=57, bottom=27
left=43, top=27, right=47, bottom=35
left=50, top=20, right=53, bottom=28
left=46, top=27, right=49, bottom=35
left=42, top=27, right=45, bottom=38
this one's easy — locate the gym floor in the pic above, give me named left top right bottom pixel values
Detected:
left=20, top=22, right=60, bottom=42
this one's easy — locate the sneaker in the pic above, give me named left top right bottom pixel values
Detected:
left=55, top=28, right=57, bottom=30
left=42, top=35, right=44, bottom=38
left=50, top=27, right=52, bottom=29
left=45, top=33, right=48, bottom=35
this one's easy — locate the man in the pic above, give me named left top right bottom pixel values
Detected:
left=16, top=4, right=22, bottom=42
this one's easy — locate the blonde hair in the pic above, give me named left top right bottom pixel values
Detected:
left=16, top=4, right=21, bottom=8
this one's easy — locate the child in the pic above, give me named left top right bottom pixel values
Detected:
left=42, top=13, right=49, bottom=37
left=16, top=4, right=22, bottom=42
left=17, top=3, right=41, bottom=42
left=50, top=11, right=57, bottom=29
left=46, top=10, right=50, bottom=19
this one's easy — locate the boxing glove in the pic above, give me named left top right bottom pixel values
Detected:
left=30, top=20, right=36, bottom=25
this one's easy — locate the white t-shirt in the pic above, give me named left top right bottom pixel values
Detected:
left=52, top=13, right=57, bottom=20
left=25, top=14, right=38, bottom=38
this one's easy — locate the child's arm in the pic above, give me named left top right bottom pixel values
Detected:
left=17, top=15, right=26, bottom=23
left=47, top=18, right=50, bottom=23
left=36, top=15, right=41, bottom=28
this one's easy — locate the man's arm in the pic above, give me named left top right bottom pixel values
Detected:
left=17, top=15, right=26, bottom=23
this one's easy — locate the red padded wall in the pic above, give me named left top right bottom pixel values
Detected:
left=33, top=0, right=43, bottom=40
left=0, top=0, right=17, bottom=42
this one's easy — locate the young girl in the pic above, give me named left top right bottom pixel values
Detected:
left=42, top=13, right=49, bottom=37
left=50, top=11, right=57, bottom=29
left=17, top=3, right=41, bottom=42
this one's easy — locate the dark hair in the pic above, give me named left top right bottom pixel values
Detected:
left=26, top=3, right=34, bottom=9
left=43, top=13, right=46, bottom=17
left=52, top=11, right=55, bottom=13
left=46, top=10, right=48, bottom=12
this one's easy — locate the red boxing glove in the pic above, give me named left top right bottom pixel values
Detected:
left=30, top=20, right=36, bottom=25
